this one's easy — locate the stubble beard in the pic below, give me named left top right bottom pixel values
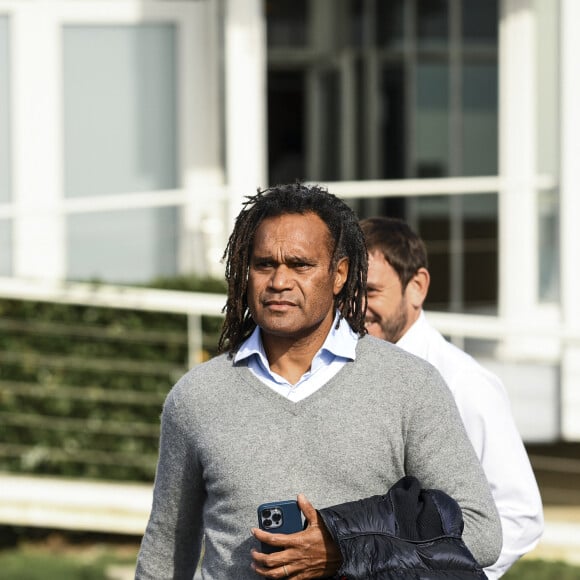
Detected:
left=377, top=299, right=409, bottom=344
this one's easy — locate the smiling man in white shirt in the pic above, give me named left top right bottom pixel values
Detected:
left=361, top=216, right=544, bottom=579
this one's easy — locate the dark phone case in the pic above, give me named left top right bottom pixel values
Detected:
left=257, top=499, right=304, bottom=554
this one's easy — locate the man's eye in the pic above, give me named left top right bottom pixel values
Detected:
left=254, top=261, right=273, bottom=269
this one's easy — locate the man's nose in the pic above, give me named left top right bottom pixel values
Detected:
left=270, top=265, right=292, bottom=289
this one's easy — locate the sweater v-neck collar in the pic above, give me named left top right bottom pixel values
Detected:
left=233, top=347, right=361, bottom=415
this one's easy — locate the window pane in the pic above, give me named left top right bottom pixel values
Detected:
left=0, top=219, right=12, bottom=275
left=266, top=0, right=499, bottom=184
left=462, top=194, right=498, bottom=312
left=376, top=0, right=405, bottom=49
left=538, top=190, right=559, bottom=302
left=67, top=208, right=178, bottom=284
left=417, top=0, right=448, bottom=50
left=63, top=24, right=178, bottom=198
left=462, top=63, right=498, bottom=175
left=415, top=63, right=449, bottom=177
left=318, top=69, right=341, bottom=181
left=268, top=71, right=305, bottom=185
left=266, top=0, right=307, bottom=47
left=462, top=0, right=498, bottom=46
left=348, top=0, right=364, bottom=48
left=415, top=194, right=498, bottom=313
left=380, top=64, right=406, bottom=179
left=0, top=16, right=10, bottom=203
left=415, top=196, right=451, bottom=309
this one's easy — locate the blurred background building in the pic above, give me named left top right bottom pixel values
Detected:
left=0, top=0, right=578, bottom=447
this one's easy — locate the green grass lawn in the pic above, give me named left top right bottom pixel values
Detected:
left=503, top=558, right=580, bottom=580
left=0, top=550, right=111, bottom=580
left=1, top=551, right=579, bottom=580
left=0, top=529, right=139, bottom=580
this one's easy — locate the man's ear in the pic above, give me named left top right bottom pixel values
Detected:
left=333, top=257, right=349, bottom=295
left=406, top=267, right=430, bottom=308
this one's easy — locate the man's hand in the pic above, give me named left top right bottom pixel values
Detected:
left=251, top=493, right=342, bottom=579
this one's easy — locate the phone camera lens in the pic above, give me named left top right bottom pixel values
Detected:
left=262, top=509, right=271, bottom=518
left=263, top=519, right=272, bottom=527
left=272, top=513, right=282, bottom=523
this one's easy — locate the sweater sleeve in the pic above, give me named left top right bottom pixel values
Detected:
left=135, top=386, right=205, bottom=580
left=402, top=365, right=503, bottom=567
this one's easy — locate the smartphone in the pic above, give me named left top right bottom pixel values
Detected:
left=257, top=499, right=304, bottom=553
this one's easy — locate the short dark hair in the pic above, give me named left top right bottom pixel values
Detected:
left=218, top=183, right=368, bottom=355
left=360, top=217, right=428, bottom=290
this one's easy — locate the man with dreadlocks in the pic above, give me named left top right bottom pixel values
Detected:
left=135, top=183, right=501, bottom=579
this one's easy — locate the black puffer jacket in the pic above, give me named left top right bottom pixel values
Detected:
left=319, top=476, right=487, bottom=579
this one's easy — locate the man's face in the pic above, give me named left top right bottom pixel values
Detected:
left=365, top=250, right=410, bottom=343
left=247, top=212, right=347, bottom=344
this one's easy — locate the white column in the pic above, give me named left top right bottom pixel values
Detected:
left=498, top=1, right=557, bottom=357
left=224, top=0, right=267, bottom=228
left=498, top=0, right=535, bottom=327
left=560, top=0, right=580, bottom=440
left=11, top=6, right=65, bottom=280
left=179, top=0, right=226, bottom=277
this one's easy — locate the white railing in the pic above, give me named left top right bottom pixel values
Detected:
left=316, top=174, right=556, bottom=198
left=0, top=276, right=226, bottom=368
left=0, top=278, right=227, bottom=533
left=0, top=473, right=152, bottom=535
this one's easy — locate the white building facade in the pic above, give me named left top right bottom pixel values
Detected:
left=0, top=0, right=579, bottom=441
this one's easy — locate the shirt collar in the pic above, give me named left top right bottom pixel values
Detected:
left=234, top=312, right=358, bottom=367
left=396, top=309, right=428, bottom=354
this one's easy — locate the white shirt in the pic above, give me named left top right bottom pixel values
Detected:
left=398, top=311, right=544, bottom=579
left=234, top=314, right=358, bottom=402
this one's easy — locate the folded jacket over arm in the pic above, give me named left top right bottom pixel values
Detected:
left=319, top=476, right=489, bottom=580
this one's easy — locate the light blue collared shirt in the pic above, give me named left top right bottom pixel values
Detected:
left=234, top=313, right=359, bottom=402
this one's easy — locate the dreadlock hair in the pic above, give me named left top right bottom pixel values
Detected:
left=360, top=217, right=428, bottom=291
left=218, top=182, right=368, bottom=355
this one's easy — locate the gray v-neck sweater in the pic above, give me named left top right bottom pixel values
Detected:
left=136, top=335, right=501, bottom=579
